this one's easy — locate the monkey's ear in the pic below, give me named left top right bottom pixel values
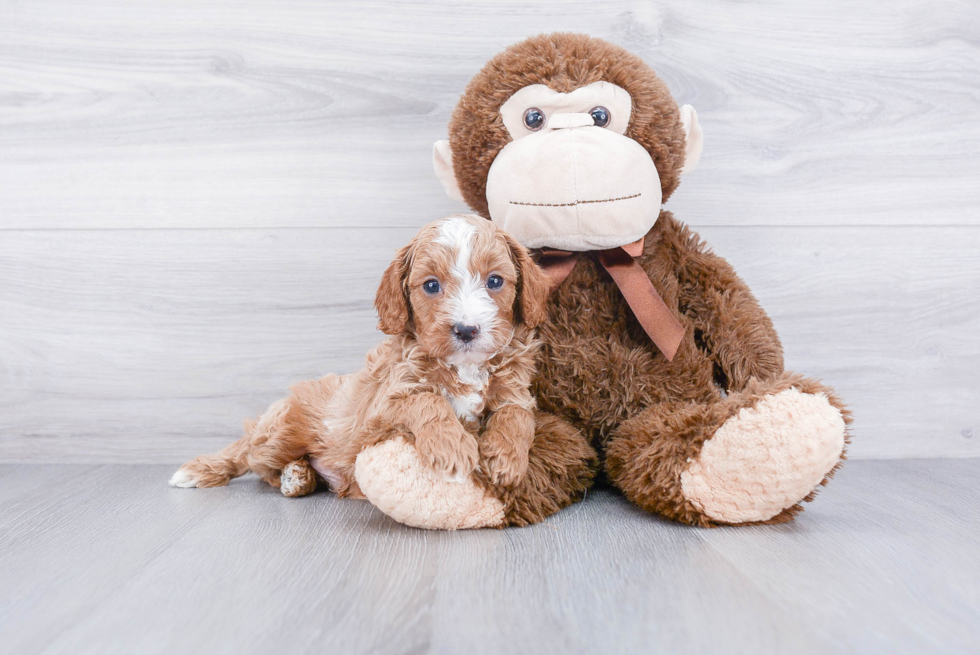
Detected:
left=504, top=233, right=550, bottom=329
left=679, top=105, right=703, bottom=175
left=433, top=140, right=466, bottom=202
left=374, top=244, right=412, bottom=335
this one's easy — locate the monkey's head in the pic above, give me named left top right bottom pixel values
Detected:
left=433, top=33, right=702, bottom=252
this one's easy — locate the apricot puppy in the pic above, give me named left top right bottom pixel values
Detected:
left=170, top=215, right=583, bottom=528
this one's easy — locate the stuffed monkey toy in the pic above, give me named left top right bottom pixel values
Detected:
left=430, top=33, right=851, bottom=526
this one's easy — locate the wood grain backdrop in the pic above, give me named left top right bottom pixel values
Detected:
left=1, top=0, right=978, bottom=462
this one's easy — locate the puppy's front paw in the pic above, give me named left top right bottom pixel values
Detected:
left=480, top=432, right=529, bottom=488
left=414, top=425, right=479, bottom=482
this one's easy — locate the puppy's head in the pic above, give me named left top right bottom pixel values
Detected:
left=375, top=214, right=550, bottom=363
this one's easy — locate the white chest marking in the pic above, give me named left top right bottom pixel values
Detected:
left=447, top=392, right=484, bottom=422
left=443, top=361, right=489, bottom=422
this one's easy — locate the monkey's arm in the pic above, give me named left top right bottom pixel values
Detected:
left=663, top=218, right=785, bottom=391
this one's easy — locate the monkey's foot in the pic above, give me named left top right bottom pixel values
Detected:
left=680, top=388, right=846, bottom=524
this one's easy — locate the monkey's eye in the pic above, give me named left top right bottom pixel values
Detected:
left=589, top=106, right=610, bottom=128
left=423, top=279, right=441, bottom=295
left=523, top=108, right=545, bottom=131
left=486, top=274, right=504, bottom=290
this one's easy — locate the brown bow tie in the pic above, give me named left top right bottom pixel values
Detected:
left=537, top=237, right=685, bottom=361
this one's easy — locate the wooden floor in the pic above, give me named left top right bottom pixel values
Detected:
left=2, top=459, right=977, bottom=654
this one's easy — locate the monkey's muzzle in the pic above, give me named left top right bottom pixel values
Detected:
left=486, top=125, right=662, bottom=252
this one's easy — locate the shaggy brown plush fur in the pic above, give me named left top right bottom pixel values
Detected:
left=490, top=410, right=597, bottom=526
left=533, top=212, right=785, bottom=445
left=605, top=370, right=852, bottom=527
left=533, top=213, right=852, bottom=525
left=445, top=33, right=851, bottom=526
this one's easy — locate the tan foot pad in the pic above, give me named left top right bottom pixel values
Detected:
left=354, top=437, right=505, bottom=530
left=681, top=388, right=846, bottom=523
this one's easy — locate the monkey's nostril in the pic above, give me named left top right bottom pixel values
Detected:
left=453, top=323, right=479, bottom=343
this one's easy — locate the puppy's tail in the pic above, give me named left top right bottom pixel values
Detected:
left=170, top=396, right=314, bottom=489
left=169, top=432, right=251, bottom=488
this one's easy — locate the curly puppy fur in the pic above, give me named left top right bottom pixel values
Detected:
left=172, top=215, right=595, bottom=527
left=446, top=33, right=851, bottom=526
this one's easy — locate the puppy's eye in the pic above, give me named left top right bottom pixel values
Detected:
left=486, top=275, right=504, bottom=290
left=423, top=279, right=441, bottom=295
left=589, top=106, right=610, bottom=128
left=523, top=108, right=545, bottom=131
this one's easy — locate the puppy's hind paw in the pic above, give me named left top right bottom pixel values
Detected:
left=280, top=459, right=318, bottom=498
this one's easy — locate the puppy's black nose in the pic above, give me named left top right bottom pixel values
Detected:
left=453, top=323, right=479, bottom=343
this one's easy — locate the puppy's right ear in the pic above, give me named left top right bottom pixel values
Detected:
left=375, top=243, right=412, bottom=335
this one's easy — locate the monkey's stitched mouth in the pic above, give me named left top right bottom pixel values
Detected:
left=509, top=193, right=641, bottom=208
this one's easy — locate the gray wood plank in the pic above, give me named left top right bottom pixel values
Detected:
left=428, top=494, right=826, bottom=655
left=0, top=228, right=403, bottom=462
left=0, top=460, right=977, bottom=654
left=0, top=0, right=977, bottom=229
left=0, top=465, right=251, bottom=654
left=699, top=459, right=980, bottom=654
left=36, top=482, right=431, bottom=655
left=1, top=226, right=977, bottom=462
left=0, top=465, right=105, bottom=530
left=0, top=464, right=95, bottom=506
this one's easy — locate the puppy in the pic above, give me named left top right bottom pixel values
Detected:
left=170, top=214, right=551, bottom=501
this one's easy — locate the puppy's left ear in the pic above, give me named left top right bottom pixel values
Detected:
left=504, top=233, right=550, bottom=328
left=375, top=243, right=413, bottom=335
